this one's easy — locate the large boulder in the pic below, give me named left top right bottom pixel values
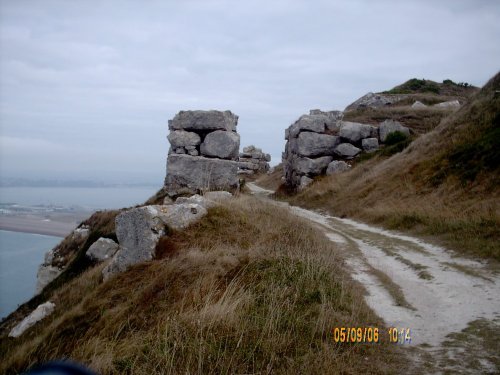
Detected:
left=86, top=237, right=119, bottom=262
left=295, top=156, right=333, bottom=175
left=326, top=160, right=351, bottom=175
left=168, top=110, right=238, bottom=132
left=334, top=143, right=361, bottom=158
left=296, top=132, right=339, bottom=157
left=339, top=121, right=375, bottom=142
left=379, top=120, right=410, bottom=142
left=167, top=130, right=201, bottom=148
left=36, top=265, right=61, bottom=294
left=200, top=130, right=240, bottom=160
left=103, top=203, right=207, bottom=279
left=159, top=203, right=208, bottom=231
left=345, top=92, right=407, bottom=111
left=362, top=137, right=379, bottom=152
left=165, top=154, right=239, bottom=196
left=108, top=206, right=169, bottom=276
left=289, top=115, right=326, bottom=138
left=433, top=100, right=460, bottom=109
left=299, top=176, right=313, bottom=190
left=9, top=301, right=55, bottom=338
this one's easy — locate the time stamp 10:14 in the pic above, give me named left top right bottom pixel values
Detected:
left=332, top=327, right=412, bottom=344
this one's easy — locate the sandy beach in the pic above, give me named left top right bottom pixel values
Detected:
left=0, top=212, right=91, bottom=237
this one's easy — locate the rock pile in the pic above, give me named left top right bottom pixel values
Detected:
left=238, top=145, right=271, bottom=175
left=102, top=192, right=232, bottom=280
left=36, top=225, right=90, bottom=294
left=164, top=110, right=240, bottom=196
left=283, top=110, right=410, bottom=189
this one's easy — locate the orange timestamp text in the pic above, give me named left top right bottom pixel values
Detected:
left=332, top=327, right=379, bottom=343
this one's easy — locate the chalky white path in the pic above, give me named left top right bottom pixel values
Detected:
left=247, top=182, right=500, bottom=367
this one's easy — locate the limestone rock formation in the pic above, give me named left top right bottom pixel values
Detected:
left=165, top=110, right=240, bottom=196
left=295, top=156, right=333, bottom=175
left=166, top=155, right=239, bottom=196
left=102, top=192, right=232, bottom=280
left=9, top=301, right=55, bottom=338
left=295, top=132, right=339, bottom=157
left=200, top=130, right=240, bottom=160
left=167, top=130, right=201, bottom=149
left=379, top=120, right=410, bottom=142
left=344, top=92, right=407, bottom=111
left=86, top=237, right=119, bottom=262
left=362, top=137, right=379, bottom=152
left=102, top=200, right=218, bottom=280
left=238, top=145, right=271, bottom=175
left=283, top=110, right=345, bottom=188
left=168, top=110, right=238, bottom=132
left=35, top=266, right=61, bottom=294
left=339, top=121, right=376, bottom=142
left=283, top=107, right=410, bottom=189
left=334, top=143, right=361, bottom=159
left=326, top=160, right=351, bottom=175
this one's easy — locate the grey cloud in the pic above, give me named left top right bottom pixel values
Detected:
left=0, top=0, right=499, bottom=183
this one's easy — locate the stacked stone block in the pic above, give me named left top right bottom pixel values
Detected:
left=238, top=145, right=271, bottom=175
left=283, top=110, right=410, bottom=190
left=164, top=110, right=240, bottom=196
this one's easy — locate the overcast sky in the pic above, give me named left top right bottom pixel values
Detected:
left=1, top=0, right=499, bottom=185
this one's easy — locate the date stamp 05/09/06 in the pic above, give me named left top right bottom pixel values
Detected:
left=332, top=327, right=412, bottom=344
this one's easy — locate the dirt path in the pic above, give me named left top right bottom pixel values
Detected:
left=247, top=182, right=500, bottom=374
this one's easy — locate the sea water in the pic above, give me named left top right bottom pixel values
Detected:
left=0, top=185, right=161, bottom=320
left=0, top=230, right=61, bottom=319
left=0, top=186, right=160, bottom=210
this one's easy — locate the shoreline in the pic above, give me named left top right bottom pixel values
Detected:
left=0, top=213, right=90, bottom=238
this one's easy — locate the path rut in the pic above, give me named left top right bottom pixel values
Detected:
left=247, top=182, right=500, bottom=374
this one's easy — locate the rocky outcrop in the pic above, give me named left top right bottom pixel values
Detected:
left=326, top=160, right=351, bottom=175
left=165, top=155, right=239, bottom=196
left=379, top=119, right=410, bottom=142
left=35, top=266, right=61, bottom=294
left=283, top=109, right=410, bottom=189
left=238, top=145, right=271, bottom=175
left=165, top=110, right=240, bottom=196
left=339, top=121, right=376, bottom=142
left=283, top=110, right=344, bottom=189
left=344, top=92, right=408, bottom=111
left=36, top=225, right=90, bottom=294
left=86, top=238, right=119, bottom=262
left=9, top=301, right=55, bottom=338
left=334, top=143, right=361, bottom=159
left=102, top=192, right=232, bottom=280
left=362, top=138, right=379, bottom=152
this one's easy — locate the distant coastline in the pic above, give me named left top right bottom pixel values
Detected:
left=0, top=216, right=78, bottom=237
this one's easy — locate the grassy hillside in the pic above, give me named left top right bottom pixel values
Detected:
left=0, top=196, right=403, bottom=374
left=285, top=73, right=500, bottom=260
left=344, top=78, right=479, bottom=134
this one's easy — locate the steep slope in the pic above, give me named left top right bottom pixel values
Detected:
left=288, top=72, right=500, bottom=259
left=0, top=196, right=404, bottom=374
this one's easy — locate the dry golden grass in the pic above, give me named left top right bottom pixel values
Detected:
left=285, top=74, right=500, bottom=260
left=254, top=163, right=284, bottom=191
left=0, top=196, right=404, bottom=374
